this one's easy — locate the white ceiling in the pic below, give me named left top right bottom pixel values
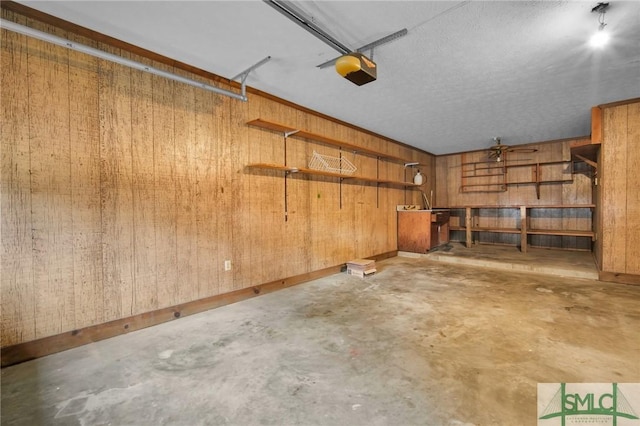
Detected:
left=18, top=1, right=640, bottom=155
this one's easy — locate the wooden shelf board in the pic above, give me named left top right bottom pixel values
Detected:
left=505, top=179, right=573, bottom=185
left=461, top=189, right=507, bottom=193
left=461, top=163, right=505, bottom=169
left=248, top=118, right=409, bottom=164
left=462, top=173, right=505, bottom=177
left=450, top=226, right=521, bottom=234
left=570, top=141, right=600, bottom=163
left=505, top=160, right=572, bottom=168
left=448, top=204, right=595, bottom=209
left=527, top=229, right=595, bottom=237
left=449, top=205, right=519, bottom=209
left=450, top=226, right=594, bottom=238
left=246, top=163, right=298, bottom=172
left=526, top=204, right=596, bottom=208
left=247, top=163, right=417, bottom=187
left=247, top=119, right=297, bottom=134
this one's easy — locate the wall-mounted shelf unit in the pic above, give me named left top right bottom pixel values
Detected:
left=448, top=204, right=595, bottom=253
left=461, top=159, right=575, bottom=198
left=246, top=119, right=423, bottom=220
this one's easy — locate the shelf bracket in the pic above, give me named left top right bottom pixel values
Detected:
left=573, top=154, right=598, bottom=169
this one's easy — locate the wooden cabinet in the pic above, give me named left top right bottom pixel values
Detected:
left=398, top=210, right=450, bottom=253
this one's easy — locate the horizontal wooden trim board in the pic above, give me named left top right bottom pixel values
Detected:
left=598, top=271, right=640, bottom=286
left=1, top=251, right=397, bottom=368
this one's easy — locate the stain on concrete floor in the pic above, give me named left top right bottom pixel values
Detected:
left=2, top=257, right=639, bottom=425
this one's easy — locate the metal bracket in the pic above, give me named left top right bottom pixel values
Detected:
left=231, top=56, right=272, bottom=101
left=317, top=28, right=408, bottom=69
left=284, top=130, right=300, bottom=138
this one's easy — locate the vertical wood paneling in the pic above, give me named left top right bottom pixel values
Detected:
left=130, top=65, right=158, bottom=314
left=216, top=94, right=234, bottom=294
left=99, top=50, right=135, bottom=321
left=68, top=31, right=104, bottom=327
left=152, top=69, right=178, bottom=308
left=594, top=147, right=603, bottom=268
left=624, top=103, right=640, bottom=274
left=601, top=106, right=628, bottom=272
left=174, top=80, right=199, bottom=302
left=229, top=93, right=251, bottom=289
left=28, top=21, right=75, bottom=338
left=1, top=13, right=35, bottom=345
left=194, top=86, right=219, bottom=298
left=246, top=96, right=265, bottom=285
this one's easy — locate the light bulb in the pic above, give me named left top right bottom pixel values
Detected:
left=590, top=29, right=609, bottom=48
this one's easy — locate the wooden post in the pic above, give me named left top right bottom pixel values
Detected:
left=520, top=206, right=528, bottom=253
left=591, top=106, right=603, bottom=144
left=465, top=207, right=472, bottom=248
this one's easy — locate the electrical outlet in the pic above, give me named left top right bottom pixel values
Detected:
left=224, top=260, right=232, bottom=271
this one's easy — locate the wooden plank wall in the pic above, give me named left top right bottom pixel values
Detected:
left=0, top=10, right=433, bottom=347
left=435, top=139, right=594, bottom=250
left=599, top=101, right=640, bottom=276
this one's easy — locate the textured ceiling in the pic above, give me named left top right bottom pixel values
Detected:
left=16, top=1, right=640, bottom=155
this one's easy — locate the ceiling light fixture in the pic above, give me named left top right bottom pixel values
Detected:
left=590, top=2, right=610, bottom=48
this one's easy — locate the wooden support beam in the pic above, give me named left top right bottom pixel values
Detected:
left=520, top=206, right=528, bottom=253
left=465, top=207, right=473, bottom=248
left=591, top=106, right=603, bottom=143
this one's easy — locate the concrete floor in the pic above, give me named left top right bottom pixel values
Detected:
left=2, top=251, right=639, bottom=425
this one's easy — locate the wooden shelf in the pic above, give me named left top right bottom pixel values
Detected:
left=247, top=118, right=412, bottom=164
left=527, top=229, right=595, bottom=237
left=247, top=121, right=423, bottom=218
left=451, top=226, right=594, bottom=238
left=462, top=172, right=505, bottom=177
left=450, top=205, right=595, bottom=253
left=450, top=226, right=520, bottom=234
left=505, top=179, right=574, bottom=185
left=246, top=163, right=419, bottom=188
left=570, top=138, right=599, bottom=168
left=448, top=204, right=595, bottom=209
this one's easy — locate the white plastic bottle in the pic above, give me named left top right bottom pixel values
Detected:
left=413, top=170, right=424, bottom=185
